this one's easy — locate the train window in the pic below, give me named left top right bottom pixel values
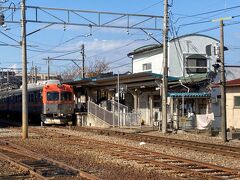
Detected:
left=47, top=92, right=59, bottom=101
left=61, top=92, right=72, bottom=101
left=34, top=92, right=37, bottom=102
left=38, top=92, right=41, bottom=100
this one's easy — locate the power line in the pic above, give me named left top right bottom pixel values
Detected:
left=0, top=30, right=19, bottom=43
left=107, top=56, right=128, bottom=65
left=86, top=38, right=150, bottom=60
left=186, top=20, right=240, bottom=35
left=174, top=5, right=240, bottom=20
left=51, top=49, right=80, bottom=59
left=111, top=62, right=132, bottom=70
left=178, top=14, right=240, bottom=28
left=135, top=1, right=163, bottom=13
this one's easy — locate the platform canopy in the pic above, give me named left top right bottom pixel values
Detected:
left=168, top=92, right=211, bottom=98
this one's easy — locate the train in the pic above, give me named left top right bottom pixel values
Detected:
left=0, top=80, right=75, bottom=125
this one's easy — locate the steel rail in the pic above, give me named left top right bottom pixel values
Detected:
left=77, top=127, right=240, bottom=158
left=65, top=136, right=240, bottom=179
left=0, top=140, right=98, bottom=180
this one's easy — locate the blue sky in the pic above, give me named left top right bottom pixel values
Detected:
left=0, top=0, right=240, bottom=75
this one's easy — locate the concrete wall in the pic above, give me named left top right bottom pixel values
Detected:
left=211, top=86, right=240, bottom=129
left=138, top=92, right=150, bottom=125
left=168, top=35, right=218, bottom=77
left=86, top=113, right=110, bottom=128
left=226, top=86, right=240, bottom=129
left=132, top=35, right=218, bottom=77
left=133, top=50, right=163, bottom=74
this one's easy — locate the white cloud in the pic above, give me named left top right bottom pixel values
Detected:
left=9, top=64, right=20, bottom=73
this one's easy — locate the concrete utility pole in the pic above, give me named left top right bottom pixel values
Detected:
left=21, top=0, right=28, bottom=139
left=162, top=0, right=169, bottom=134
left=47, top=57, right=50, bottom=80
left=117, top=72, right=120, bottom=128
left=220, top=19, right=227, bottom=142
left=81, top=44, right=85, bottom=78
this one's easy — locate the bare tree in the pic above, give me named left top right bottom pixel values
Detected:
left=86, top=59, right=110, bottom=78
left=60, top=59, right=110, bottom=81
left=60, top=64, right=82, bottom=81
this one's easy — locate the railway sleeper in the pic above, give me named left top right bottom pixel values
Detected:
left=195, top=169, right=222, bottom=173
left=189, top=166, right=209, bottom=170
left=39, top=168, right=77, bottom=177
left=163, top=160, right=184, bottom=164
left=0, top=174, right=33, bottom=180
left=22, top=160, right=78, bottom=177
left=213, top=173, right=238, bottom=178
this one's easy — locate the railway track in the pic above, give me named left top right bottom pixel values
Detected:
left=63, top=136, right=240, bottom=179
left=76, top=127, right=240, bottom=159
left=0, top=140, right=98, bottom=180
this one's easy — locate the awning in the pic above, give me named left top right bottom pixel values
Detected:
left=168, top=92, right=211, bottom=98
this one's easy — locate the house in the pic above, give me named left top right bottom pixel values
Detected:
left=212, top=78, right=240, bottom=129
left=128, top=34, right=219, bottom=78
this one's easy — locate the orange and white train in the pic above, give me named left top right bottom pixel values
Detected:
left=0, top=80, right=75, bottom=125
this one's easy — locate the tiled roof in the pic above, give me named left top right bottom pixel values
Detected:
left=226, top=78, right=240, bottom=86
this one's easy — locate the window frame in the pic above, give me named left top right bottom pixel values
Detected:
left=234, top=96, right=240, bottom=108
left=142, top=63, right=152, bottom=71
left=185, top=54, right=208, bottom=74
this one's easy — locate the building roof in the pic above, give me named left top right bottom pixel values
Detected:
left=226, top=78, right=240, bottom=87
left=66, top=72, right=179, bottom=89
left=178, top=73, right=208, bottom=83
left=168, top=92, right=211, bottom=98
left=170, top=33, right=219, bottom=43
left=127, top=44, right=162, bottom=56
left=128, top=34, right=227, bottom=57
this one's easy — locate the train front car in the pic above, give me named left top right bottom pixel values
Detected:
left=41, top=83, right=74, bottom=125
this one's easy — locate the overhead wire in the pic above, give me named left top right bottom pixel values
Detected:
left=174, top=5, right=240, bottom=21
left=1, top=1, right=163, bottom=73
left=28, top=1, right=163, bottom=62
left=169, top=11, right=195, bottom=83
left=178, top=14, right=240, bottom=29
left=185, top=20, right=240, bottom=35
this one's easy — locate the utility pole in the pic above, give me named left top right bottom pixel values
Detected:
left=117, top=72, right=120, bottom=128
left=21, top=0, right=28, bottom=139
left=162, top=0, right=169, bottom=134
left=34, top=66, right=38, bottom=83
left=220, top=19, right=227, bottom=142
left=212, top=17, right=230, bottom=142
left=81, top=44, right=85, bottom=78
left=47, top=57, right=50, bottom=80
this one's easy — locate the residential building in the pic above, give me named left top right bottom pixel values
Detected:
left=128, top=34, right=219, bottom=78
left=212, top=78, right=240, bottom=129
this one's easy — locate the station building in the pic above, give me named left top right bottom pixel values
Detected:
left=69, top=34, right=238, bottom=131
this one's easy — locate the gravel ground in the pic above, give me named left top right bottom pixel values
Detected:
left=0, top=159, right=36, bottom=179
left=1, top=126, right=240, bottom=179
left=47, top=127, right=240, bottom=169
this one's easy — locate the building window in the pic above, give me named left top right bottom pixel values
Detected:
left=142, top=63, right=152, bottom=71
left=234, top=96, right=240, bottom=108
left=186, top=54, right=207, bottom=74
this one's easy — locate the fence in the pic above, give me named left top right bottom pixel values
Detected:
left=87, top=100, right=140, bottom=127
